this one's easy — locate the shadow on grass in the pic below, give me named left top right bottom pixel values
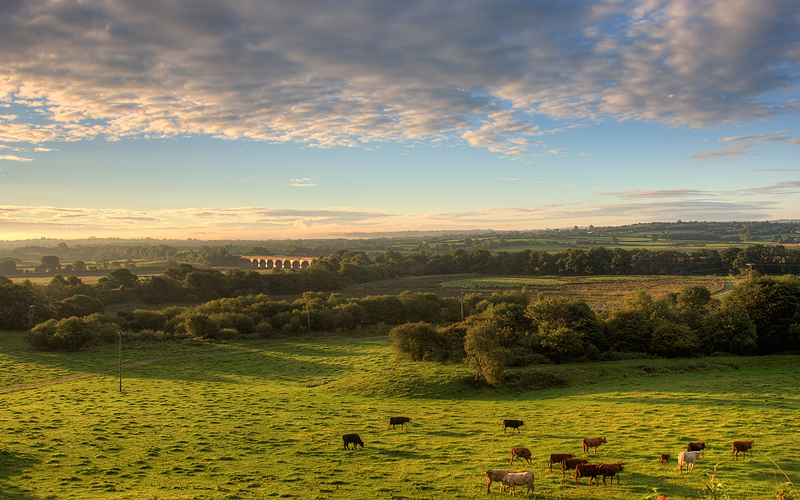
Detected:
left=0, top=448, right=43, bottom=500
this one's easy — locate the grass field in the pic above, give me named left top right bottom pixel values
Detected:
left=441, top=275, right=728, bottom=309
left=1, top=331, right=798, bottom=500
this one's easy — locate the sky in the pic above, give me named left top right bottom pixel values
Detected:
left=1, top=0, right=799, bottom=241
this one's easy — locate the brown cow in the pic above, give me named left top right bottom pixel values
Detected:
left=582, top=436, right=607, bottom=454
left=598, top=463, right=624, bottom=485
left=575, top=463, right=601, bottom=486
left=562, top=458, right=589, bottom=477
left=732, top=440, right=754, bottom=460
left=659, top=453, right=670, bottom=465
left=510, top=447, right=532, bottom=465
left=547, top=453, right=573, bottom=471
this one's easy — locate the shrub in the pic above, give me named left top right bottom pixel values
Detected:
left=649, top=322, right=700, bottom=358
left=58, top=294, right=104, bottom=318
left=389, top=322, right=444, bottom=361
left=26, top=316, right=100, bottom=351
left=502, top=370, right=569, bottom=392
left=699, top=307, right=757, bottom=355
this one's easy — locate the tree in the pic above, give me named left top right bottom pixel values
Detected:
left=38, top=255, right=61, bottom=273
left=388, top=322, right=443, bottom=361
left=723, top=276, right=800, bottom=353
left=27, top=316, right=99, bottom=351
left=0, top=260, right=18, bottom=275
left=537, top=325, right=587, bottom=364
left=604, top=309, right=652, bottom=353
left=649, top=322, right=700, bottom=358
left=698, top=308, right=757, bottom=355
left=526, top=296, right=605, bottom=350
left=464, top=322, right=510, bottom=385
left=59, top=294, right=104, bottom=318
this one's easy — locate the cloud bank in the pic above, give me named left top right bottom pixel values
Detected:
left=1, top=0, right=798, bottom=158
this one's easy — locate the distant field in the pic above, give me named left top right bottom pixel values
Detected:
left=441, top=275, right=727, bottom=309
left=0, top=331, right=797, bottom=499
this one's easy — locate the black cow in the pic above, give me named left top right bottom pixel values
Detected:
left=342, top=433, right=364, bottom=450
left=389, top=416, right=411, bottom=429
left=503, top=419, right=524, bottom=433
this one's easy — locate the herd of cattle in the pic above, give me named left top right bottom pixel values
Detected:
left=340, top=417, right=755, bottom=495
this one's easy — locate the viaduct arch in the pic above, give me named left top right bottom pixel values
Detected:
left=240, top=255, right=318, bottom=270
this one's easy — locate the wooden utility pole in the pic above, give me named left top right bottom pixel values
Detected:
left=118, top=331, right=122, bottom=392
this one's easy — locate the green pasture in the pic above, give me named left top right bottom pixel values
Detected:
left=1, top=331, right=799, bottom=500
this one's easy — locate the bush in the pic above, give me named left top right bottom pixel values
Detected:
left=502, top=370, right=569, bottom=392
left=389, top=322, right=444, bottom=361
left=699, top=308, right=757, bottom=355
left=26, top=316, right=102, bottom=351
left=649, top=322, right=700, bottom=358
left=599, top=350, right=654, bottom=361
left=58, top=294, right=104, bottom=318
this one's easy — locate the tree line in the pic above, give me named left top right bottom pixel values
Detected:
left=18, top=274, right=800, bottom=388
left=388, top=276, right=799, bottom=384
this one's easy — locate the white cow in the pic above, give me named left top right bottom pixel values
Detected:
left=500, top=471, right=534, bottom=495
left=678, top=451, right=701, bottom=474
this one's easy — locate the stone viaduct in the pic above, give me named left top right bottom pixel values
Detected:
left=240, top=255, right=318, bottom=270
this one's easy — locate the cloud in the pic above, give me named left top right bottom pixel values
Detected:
left=600, top=189, right=709, bottom=199
left=731, top=181, right=800, bottom=196
left=0, top=155, right=32, bottom=162
left=693, top=130, right=800, bottom=161
left=0, top=205, right=398, bottom=238
left=0, top=0, right=797, bottom=157
left=285, top=178, right=319, bottom=187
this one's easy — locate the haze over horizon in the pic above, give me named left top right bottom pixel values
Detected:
left=1, top=0, right=799, bottom=240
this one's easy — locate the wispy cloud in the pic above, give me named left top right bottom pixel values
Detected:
left=693, top=130, right=800, bottom=161
left=599, top=189, right=709, bottom=199
left=1, top=0, right=798, bottom=158
left=730, top=181, right=800, bottom=196
left=285, top=178, right=319, bottom=188
left=0, top=155, right=32, bottom=162
left=0, top=205, right=397, bottom=238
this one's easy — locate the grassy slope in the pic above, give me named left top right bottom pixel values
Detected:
left=0, top=331, right=798, bottom=500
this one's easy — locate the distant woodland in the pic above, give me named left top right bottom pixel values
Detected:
left=2, top=220, right=799, bottom=381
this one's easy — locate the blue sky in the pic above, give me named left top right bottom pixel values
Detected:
left=1, top=0, right=799, bottom=240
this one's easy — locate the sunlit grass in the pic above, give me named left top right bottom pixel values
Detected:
left=0, top=332, right=798, bottom=499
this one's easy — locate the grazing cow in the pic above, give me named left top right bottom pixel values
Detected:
left=732, top=440, right=754, bottom=460
left=582, top=436, right=607, bottom=454
left=659, top=453, right=670, bottom=465
left=510, top=447, right=532, bottom=465
left=678, top=451, right=701, bottom=474
left=547, top=453, right=573, bottom=471
left=389, top=416, right=411, bottom=429
left=687, top=442, right=706, bottom=454
left=485, top=469, right=513, bottom=494
left=598, top=463, right=624, bottom=485
left=342, top=433, right=364, bottom=450
left=575, top=463, right=601, bottom=486
left=562, top=458, right=589, bottom=477
left=500, top=472, right=534, bottom=496
left=503, top=419, right=524, bottom=433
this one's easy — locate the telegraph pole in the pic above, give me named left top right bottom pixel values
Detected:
left=118, top=331, right=123, bottom=392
